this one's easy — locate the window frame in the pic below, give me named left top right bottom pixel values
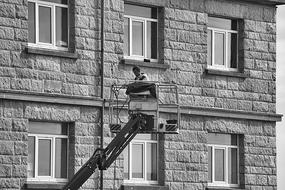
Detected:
left=208, top=137, right=240, bottom=188
left=28, top=0, right=69, bottom=51
left=124, top=135, right=159, bottom=184
left=124, top=6, right=158, bottom=62
left=27, top=123, right=69, bottom=183
left=207, top=18, right=239, bottom=71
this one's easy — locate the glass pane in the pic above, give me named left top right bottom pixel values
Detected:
left=135, top=134, right=157, bottom=140
left=209, top=17, right=232, bottom=30
left=29, top=122, right=68, bottom=135
left=28, top=2, right=35, bottom=43
left=147, top=21, right=157, bottom=59
left=207, top=30, right=212, bottom=65
left=124, top=18, right=129, bottom=56
left=39, top=6, right=51, bottom=43
left=147, top=143, right=157, bottom=180
left=228, top=33, right=238, bottom=68
left=123, top=147, right=129, bottom=179
left=28, top=136, right=35, bottom=178
left=208, top=146, right=212, bottom=182
left=132, top=144, right=143, bottom=178
left=132, top=21, right=143, bottom=56
left=214, top=149, right=225, bottom=181
left=44, top=0, right=68, bottom=4
left=55, top=138, right=68, bottom=178
left=56, top=7, right=68, bottom=47
left=214, top=32, right=225, bottom=66
left=208, top=133, right=237, bottom=146
left=229, top=148, right=238, bottom=184
left=38, top=139, right=51, bottom=176
left=125, top=4, right=157, bottom=19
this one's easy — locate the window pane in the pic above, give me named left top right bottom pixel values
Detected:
left=125, top=4, right=157, bottom=19
left=132, top=21, right=143, bottom=56
left=208, top=133, right=237, bottom=146
left=38, top=139, right=51, bottom=176
left=214, top=32, right=225, bottom=66
left=28, top=136, right=35, bottom=178
left=207, top=30, right=212, bottom=65
left=147, top=21, right=157, bottom=59
left=228, top=33, right=238, bottom=68
left=229, top=148, right=238, bottom=184
left=29, top=122, right=68, bottom=135
left=135, top=134, right=157, bottom=140
left=44, top=0, right=68, bottom=4
left=124, top=18, right=130, bottom=56
left=28, top=2, right=35, bottom=43
left=55, top=138, right=68, bottom=178
left=208, top=146, right=212, bottom=182
left=209, top=17, right=232, bottom=30
left=214, top=149, right=225, bottom=181
left=132, top=144, right=143, bottom=178
left=39, top=6, right=51, bottom=43
left=147, top=143, right=157, bottom=180
left=56, top=7, right=68, bottom=47
left=123, top=147, right=129, bottom=179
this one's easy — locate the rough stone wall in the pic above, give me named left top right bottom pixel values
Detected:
left=0, top=99, right=101, bottom=190
left=102, top=0, right=277, bottom=113
left=163, top=115, right=277, bottom=190
left=0, top=0, right=279, bottom=190
left=0, top=0, right=101, bottom=97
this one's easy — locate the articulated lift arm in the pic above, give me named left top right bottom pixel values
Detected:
left=62, top=114, right=147, bottom=190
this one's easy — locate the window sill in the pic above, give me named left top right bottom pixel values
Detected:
left=121, top=59, right=170, bottom=70
left=205, top=68, right=247, bottom=78
left=24, top=182, right=65, bottom=190
left=121, top=184, right=169, bottom=190
left=25, top=47, right=78, bottom=59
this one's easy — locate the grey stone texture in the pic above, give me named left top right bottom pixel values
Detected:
left=0, top=0, right=280, bottom=189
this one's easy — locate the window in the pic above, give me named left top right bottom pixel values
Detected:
left=28, top=0, right=69, bottom=50
left=28, top=122, right=69, bottom=182
left=207, top=17, right=238, bottom=71
left=208, top=133, right=239, bottom=187
left=124, top=4, right=158, bottom=61
left=123, top=134, right=158, bottom=184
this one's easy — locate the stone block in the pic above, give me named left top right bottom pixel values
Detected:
left=15, top=28, right=28, bottom=41
left=0, top=118, right=12, bottom=130
left=0, top=3, right=15, bottom=18
left=14, top=141, right=27, bottom=155
left=0, top=27, right=14, bottom=40
left=253, top=101, right=269, bottom=112
left=16, top=5, right=28, bottom=19
left=12, top=119, right=28, bottom=132
left=164, top=149, right=176, bottom=162
left=0, top=164, right=11, bottom=177
left=169, top=182, right=183, bottom=190
left=12, top=165, right=26, bottom=177
left=0, top=141, right=14, bottom=155
left=177, top=151, right=191, bottom=162
left=268, top=175, right=277, bottom=186
left=44, top=80, right=62, bottom=93
left=0, top=178, right=19, bottom=188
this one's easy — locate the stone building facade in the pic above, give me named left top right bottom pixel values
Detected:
left=0, top=0, right=284, bottom=190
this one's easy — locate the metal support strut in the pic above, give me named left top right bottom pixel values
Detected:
left=62, top=113, right=146, bottom=190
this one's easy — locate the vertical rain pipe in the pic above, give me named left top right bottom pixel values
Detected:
left=100, top=0, right=104, bottom=189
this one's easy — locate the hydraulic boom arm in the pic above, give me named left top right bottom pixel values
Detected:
left=62, top=113, right=147, bottom=190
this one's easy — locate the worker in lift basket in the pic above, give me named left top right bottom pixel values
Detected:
left=132, top=66, right=149, bottom=81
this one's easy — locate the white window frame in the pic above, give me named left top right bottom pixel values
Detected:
left=124, top=135, right=159, bottom=184
left=124, top=11, right=158, bottom=62
left=208, top=139, right=239, bottom=188
left=28, top=126, right=69, bottom=182
left=207, top=25, right=238, bottom=71
left=28, top=0, right=69, bottom=51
